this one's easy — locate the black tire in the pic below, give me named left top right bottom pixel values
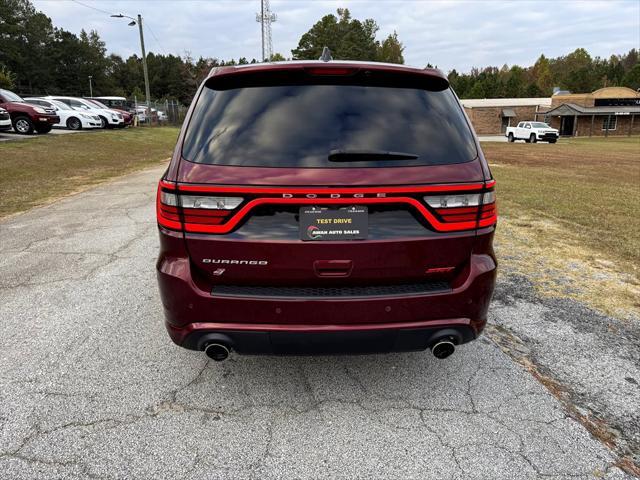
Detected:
left=507, top=133, right=514, bottom=143
left=12, top=115, right=34, bottom=135
left=99, top=116, right=108, bottom=129
left=35, top=124, right=53, bottom=134
left=549, top=139, right=557, bottom=144
left=530, top=133, right=537, bottom=143
left=66, top=117, right=82, bottom=130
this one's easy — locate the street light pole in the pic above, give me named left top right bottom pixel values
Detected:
left=111, top=13, right=152, bottom=123
left=88, top=75, right=93, bottom=97
left=136, top=14, right=151, bottom=123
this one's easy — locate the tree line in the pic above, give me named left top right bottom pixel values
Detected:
left=448, top=49, right=639, bottom=98
left=1, top=0, right=638, bottom=105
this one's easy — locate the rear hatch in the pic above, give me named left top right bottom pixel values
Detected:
left=161, top=64, right=495, bottom=290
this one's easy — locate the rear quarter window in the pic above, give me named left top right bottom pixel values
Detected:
left=183, top=79, right=477, bottom=168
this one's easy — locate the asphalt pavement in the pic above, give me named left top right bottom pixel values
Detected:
left=0, top=166, right=634, bottom=479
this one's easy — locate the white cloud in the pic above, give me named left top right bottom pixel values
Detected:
left=33, top=0, right=640, bottom=72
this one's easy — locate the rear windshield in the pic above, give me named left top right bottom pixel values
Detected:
left=182, top=83, right=477, bottom=168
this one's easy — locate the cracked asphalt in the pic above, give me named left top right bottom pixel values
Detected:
left=0, top=166, right=635, bottom=479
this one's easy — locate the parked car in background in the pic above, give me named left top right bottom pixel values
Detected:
left=44, top=96, right=123, bottom=129
left=92, top=96, right=136, bottom=114
left=25, top=98, right=101, bottom=130
left=506, top=121, right=559, bottom=143
left=85, top=98, right=132, bottom=127
left=134, top=106, right=150, bottom=123
left=0, top=88, right=59, bottom=134
left=134, top=106, right=166, bottom=123
left=0, top=107, right=11, bottom=131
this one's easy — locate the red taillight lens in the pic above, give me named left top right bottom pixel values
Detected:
left=156, top=181, right=243, bottom=231
left=157, top=182, right=182, bottom=230
left=424, top=188, right=497, bottom=229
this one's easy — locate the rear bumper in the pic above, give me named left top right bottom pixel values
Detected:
left=157, top=229, right=497, bottom=354
left=171, top=322, right=478, bottom=355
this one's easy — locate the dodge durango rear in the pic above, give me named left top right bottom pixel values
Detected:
left=156, top=59, right=497, bottom=361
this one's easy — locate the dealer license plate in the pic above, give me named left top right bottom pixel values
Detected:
left=299, top=206, right=368, bottom=241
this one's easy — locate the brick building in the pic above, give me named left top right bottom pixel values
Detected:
left=540, top=87, right=640, bottom=137
left=460, top=98, right=551, bottom=135
left=460, top=87, right=640, bottom=137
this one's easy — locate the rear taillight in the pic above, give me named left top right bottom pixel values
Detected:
left=424, top=187, right=497, bottom=228
left=157, top=179, right=496, bottom=234
left=157, top=181, right=243, bottom=230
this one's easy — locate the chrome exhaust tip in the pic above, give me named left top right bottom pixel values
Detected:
left=204, top=343, right=230, bottom=361
left=431, top=340, right=456, bottom=359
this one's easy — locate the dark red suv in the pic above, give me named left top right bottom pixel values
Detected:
left=0, top=88, right=59, bottom=134
left=156, top=60, right=497, bottom=361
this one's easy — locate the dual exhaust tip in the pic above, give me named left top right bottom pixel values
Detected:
left=431, top=339, right=456, bottom=359
left=204, top=343, right=230, bottom=361
left=204, top=338, right=456, bottom=361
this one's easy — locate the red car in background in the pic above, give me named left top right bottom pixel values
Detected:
left=0, top=88, right=60, bottom=134
left=156, top=59, right=497, bottom=361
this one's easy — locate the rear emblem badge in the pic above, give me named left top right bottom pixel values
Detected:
left=202, top=258, right=269, bottom=265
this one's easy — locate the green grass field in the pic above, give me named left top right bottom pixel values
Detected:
left=482, top=137, right=640, bottom=267
left=482, top=137, right=640, bottom=317
left=0, top=127, right=179, bottom=218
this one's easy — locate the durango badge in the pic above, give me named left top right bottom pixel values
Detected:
left=202, top=259, right=268, bottom=265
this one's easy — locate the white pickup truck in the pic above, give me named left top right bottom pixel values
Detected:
left=506, top=121, right=559, bottom=143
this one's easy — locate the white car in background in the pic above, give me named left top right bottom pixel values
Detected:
left=134, top=106, right=149, bottom=123
left=24, top=98, right=102, bottom=130
left=505, top=121, right=559, bottom=143
left=43, top=96, right=124, bottom=129
left=134, top=106, right=167, bottom=122
left=0, top=107, right=11, bottom=131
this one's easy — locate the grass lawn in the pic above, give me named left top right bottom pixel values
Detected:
left=0, top=127, right=179, bottom=218
left=482, top=136, right=640, bottom=317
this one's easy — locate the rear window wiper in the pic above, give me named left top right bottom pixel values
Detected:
left=328, top=149, right=419, bottom=162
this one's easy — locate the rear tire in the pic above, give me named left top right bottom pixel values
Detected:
left=549, top=139, right=557, bottom=144
left=66, top=117, right=82, bottom=130
left=35, top=125, right=52, bottom=134
left=507, top=133, right=514, bottom=143
left=530, top=133, right=537, bottom=143
left=12, top=116, right=34, bottom=135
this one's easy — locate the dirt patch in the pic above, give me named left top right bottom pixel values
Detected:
left=495, top=214, right=639, bottom=319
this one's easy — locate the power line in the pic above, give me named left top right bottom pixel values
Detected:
left=144, top=22, right=166, bottom=55
left=69, top=0, right=115, bottom=16
left=69, top=0, right=168, bottom=56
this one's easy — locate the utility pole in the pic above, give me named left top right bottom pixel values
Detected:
left=137, top=14, right=152, bottom=123
left=88, top=76, right=93, bottom=97
left=111, top=13, right=152, bottom=123
left=255, top=0, right=277, bottom=61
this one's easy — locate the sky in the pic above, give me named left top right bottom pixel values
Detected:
left=32, top=0, right=640, bottom=73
